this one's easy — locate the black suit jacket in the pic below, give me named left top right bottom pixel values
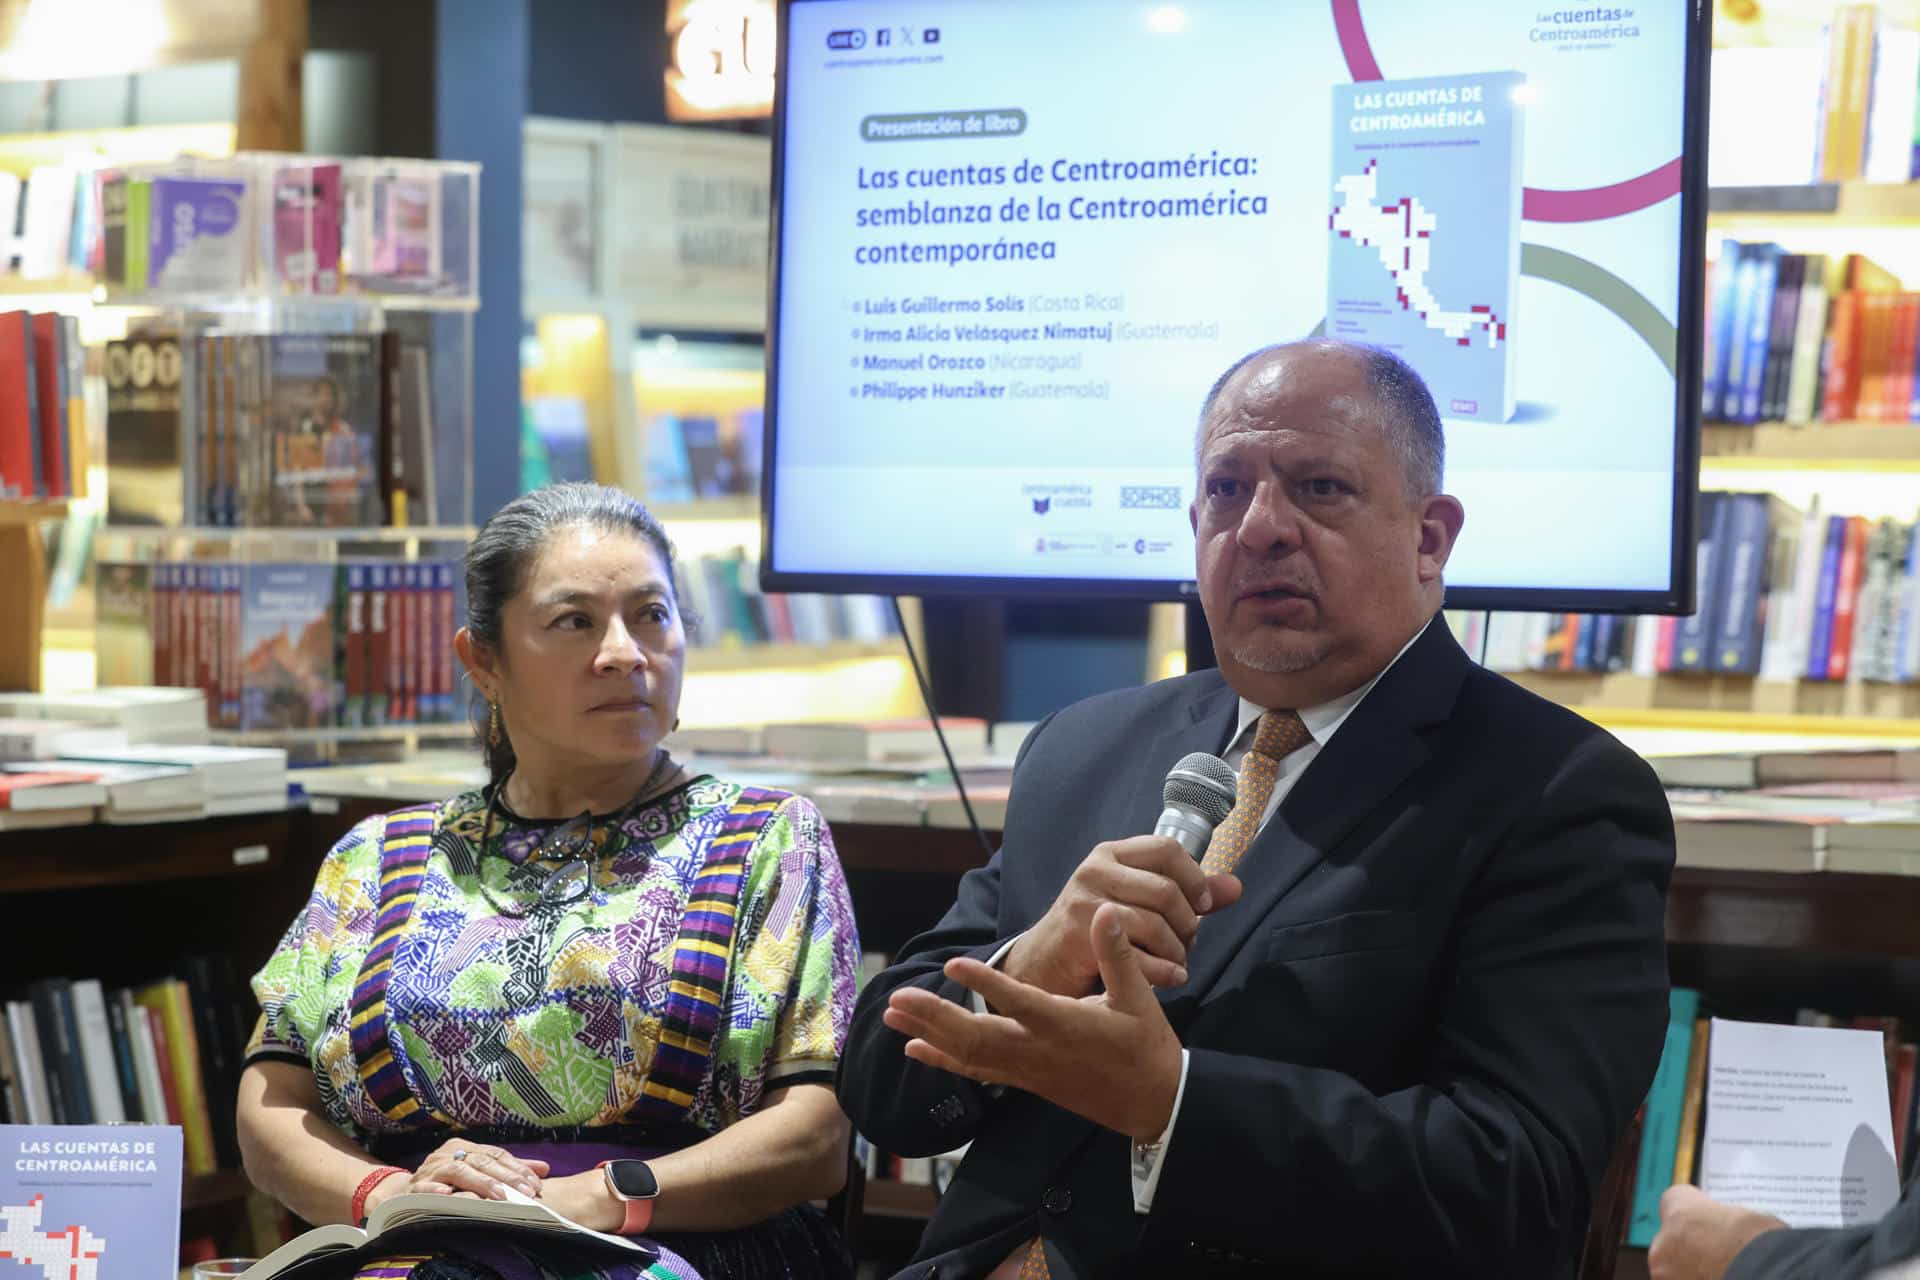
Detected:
left=837, top=618, right=1675, bottom=1279
left=1728, top=1180, right=1920, bottom=1278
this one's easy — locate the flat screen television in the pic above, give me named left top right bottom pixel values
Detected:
left=763, top=0, right=1708, bottom=612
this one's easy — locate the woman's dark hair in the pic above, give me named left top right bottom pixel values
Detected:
left=465, top=482, right=682, bottom=786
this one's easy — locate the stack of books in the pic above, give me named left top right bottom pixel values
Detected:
left=95, top=560, right=462, bottom=732
left=104, top=329, right=439, bottom=530
left=0, top=310, right=88, bottom=502
left=0, top=958, right=256, bottom=1179
left=1450, top=495, right=1920, bottom=682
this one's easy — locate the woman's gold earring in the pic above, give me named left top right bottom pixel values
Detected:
left=488, top=701, right=502, bottom=748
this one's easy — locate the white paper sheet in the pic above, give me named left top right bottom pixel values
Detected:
left=1701, top=1018, right=1901, bottom=1228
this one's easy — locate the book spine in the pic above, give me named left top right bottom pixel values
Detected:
left=124, top=998, right=170, bottom=1133
left=1671, top=1017, right=1711, bottom=1186
left=367, top=563, right=391, bottom=726
left=1675, top=494, right=1728, bottom=672
left=1823, top=291, right=1864, bottom=421
left=104, top=989, right=145, bottom=1123
left=1703, top=240, right=1743, bottom=418
left=0, top=313, right=37, bottom=497
left=400, top=563, right=421, bottom=724
left=69, top=979, right=126, bottom=1124
left=1829, top=515, right=1871, bottom=680
left=25, top=983, right=71, bottom=1123
left=434, top=562, right=456, bottom=722
left=30, top=313, right=67, bottom=498
left=1713, top=494, right=1770, bottom=674
left=1738, top=249, right=1781, bottom=422
left=1721, top=249, right=1760, bottom=421
left=1626, top=988, right=1703, bottom=1246
left=223, top=564, right=242, bottom=729
left=1808, top=514, right=1847, bottom=679
left=137, top=997, right=183, bottom=1127
left=345, top=562, right=368, bottom=728
left=139, top=981, right=215, bottom=1175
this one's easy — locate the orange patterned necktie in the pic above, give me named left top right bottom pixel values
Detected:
left=1202, top=709, right=1311, bottom=875
left=1005, top=712, right=1311, bottom=1280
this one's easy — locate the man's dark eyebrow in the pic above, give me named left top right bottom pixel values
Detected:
left=532, top=582, right=670, bottom=607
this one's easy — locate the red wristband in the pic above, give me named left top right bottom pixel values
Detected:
left=352, top=1165, right=408, bottom=1227
left=615, top=1193, right=653, bottom=1235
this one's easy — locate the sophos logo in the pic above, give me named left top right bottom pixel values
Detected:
left=827, top=29, right=866, bottom=50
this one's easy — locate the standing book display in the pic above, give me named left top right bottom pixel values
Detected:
left=87, top=151, right=479, bottom=756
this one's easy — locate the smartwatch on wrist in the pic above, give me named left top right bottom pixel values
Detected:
left=597, top=1159, right=659, bottom=1235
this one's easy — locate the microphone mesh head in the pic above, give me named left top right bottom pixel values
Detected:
left=1164, top=752, right=1237, bottom=825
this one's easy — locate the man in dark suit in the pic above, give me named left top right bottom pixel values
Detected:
left=1651, top=1182, right=1920, bottom=1278
left=836, top=339, right=1676, bottom=1277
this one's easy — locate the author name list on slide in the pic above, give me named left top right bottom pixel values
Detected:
left=843, top=292, right=1220, bottom=403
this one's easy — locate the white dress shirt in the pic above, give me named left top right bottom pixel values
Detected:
left=976, top=623, right=1429, bottom=1218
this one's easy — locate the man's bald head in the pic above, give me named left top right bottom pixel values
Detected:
left=1195, top=339, right=1444, bottom=501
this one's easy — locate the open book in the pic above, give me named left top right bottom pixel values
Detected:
left=239, top=1186, right=654, bottom=1278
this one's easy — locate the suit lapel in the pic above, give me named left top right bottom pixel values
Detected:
left=1114, top=673, right=1241, bottom=843
left=1171, top=618, right=1470, bottom=1011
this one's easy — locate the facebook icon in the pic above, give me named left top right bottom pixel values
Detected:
left=876, top=27, right=890, bottom=45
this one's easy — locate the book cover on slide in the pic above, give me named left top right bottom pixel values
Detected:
left=1328, top=71, right=1524, bottom=423
left=0, top=1123, right=182, bottom=1277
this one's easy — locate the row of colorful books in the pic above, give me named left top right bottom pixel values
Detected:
left=2, top=155, right=467, bottom=299
left=1699, top=245, right=1920, bottom=425
left=0, top=959, right=251, bottom=1178
left=104, top=328, right=439, bottom=530
left=680, top=550, right=900, bottom=651
left=1621, top=993, right=1920, bottom=1249
left=96, top=559, right=462, bottom=732
left=1709, top=6, right=1920, bottom=188
left=1453, top=495, right=1920, bottom=683
left=0, top=310, right=88, bottom=500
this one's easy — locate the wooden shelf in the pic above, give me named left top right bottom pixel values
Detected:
left=1504, top=671, right=1920, bottom=738
left=862, top=1178, right=939, bottom=1220
left=685, top=640, right=905, bottom=672
left=1708, top=181, right=1920, bottom=223
left=0, top=274, right=98, bottom=300
left=1668, top=868, right=1920, bottom=958
left=0, top=809, right=295, bottom=895
left=0, top=498, right=70, bottom=525
left=1700, top=422, right=1920, bottom=469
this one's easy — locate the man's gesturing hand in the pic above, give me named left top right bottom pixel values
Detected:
left=1004, top=835, right=1241, bottom=997
left=884, top=904, right=1186, bottom=1144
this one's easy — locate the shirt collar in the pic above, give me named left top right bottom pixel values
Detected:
left=1229, top=615, right=1432, bottom=753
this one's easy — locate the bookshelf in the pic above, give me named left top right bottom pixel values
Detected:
left=0, top=805, right=321, bottom=1258
left=1505, top=671, right=1920, bottom=738
left=1701, top=422, right=1920, bottom=467
left=1709, top=180, right=1920, bottom=222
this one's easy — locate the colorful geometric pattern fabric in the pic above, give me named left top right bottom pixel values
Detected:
left=352, top=804, right=449, bottom=1130
left=247, top=776, right=859, bottom=1144
left=633, top=788, right=779, bottom=1123
left=1201, top=709, right=1311, bottom=875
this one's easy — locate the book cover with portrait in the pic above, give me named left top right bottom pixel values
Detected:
left=0, top=1123, right=182, bottom=1278
left=265, top=334, right=382, bottom=528
left=1327, top=70, right=1525, bottom=424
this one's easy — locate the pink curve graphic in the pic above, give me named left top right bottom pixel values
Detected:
left=1329, top=1, right=1683, bottom=223
left=1331, top=0, right=1381, bottom=81
left=1521, top=159, right=1685, bottom=221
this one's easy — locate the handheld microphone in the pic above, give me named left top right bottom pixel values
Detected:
left=1154, top=753, right=1238, bottom=860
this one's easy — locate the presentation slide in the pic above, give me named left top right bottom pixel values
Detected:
left=770, top=0, right=1694, bottom=598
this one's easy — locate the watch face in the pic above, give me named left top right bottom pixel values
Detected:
left=606, top=1160, right=658, bottom=1200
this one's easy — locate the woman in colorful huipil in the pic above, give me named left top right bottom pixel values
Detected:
left=236, top=483, right=859, bottom=1280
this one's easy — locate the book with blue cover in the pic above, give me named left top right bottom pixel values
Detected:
left=1328, top=70, right=1525, bottom=424
left=0, top=1123, right=182, bottom=1273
